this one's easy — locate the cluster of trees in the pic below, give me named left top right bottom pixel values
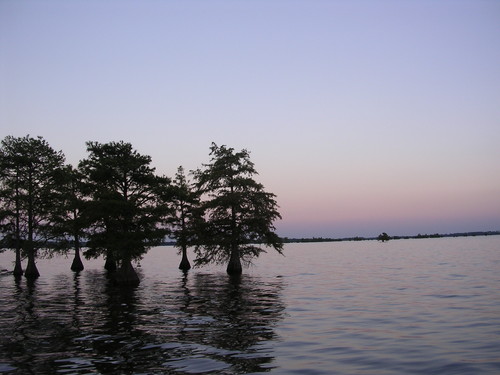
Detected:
left=377, top=232, right=391, bottom=242
left=0, top=136, right=283, bottom=285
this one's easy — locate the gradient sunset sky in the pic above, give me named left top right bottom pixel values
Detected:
left=1, top=0, right=499, bottom=238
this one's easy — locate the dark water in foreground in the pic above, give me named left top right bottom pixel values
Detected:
left=1, top=236, right=499, bottom=374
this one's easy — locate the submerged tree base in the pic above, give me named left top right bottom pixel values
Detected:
left=24, top=259, right=40, bottom=279
left=13, top=250, right=23, bottom=276
left=104, top=257, right=117, bottom=271
left=71, top=254, right=84, bottom=272
left=113, top=260, right=140, bottom=286
left=178, top=255, right=191, bottom=271
left=226, top=257, right=242, bottom=275
left=13, top=262, right=23, bottom=277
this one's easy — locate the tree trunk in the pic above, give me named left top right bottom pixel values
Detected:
left=226, top=245, right=242, bottom=275
left=104, top=249, right=117, bottom=271
left=113, top=258, right=140, bottom=286
left=227, top=201, right=242, bottom=275
left=13, top=247, right=23, bottom=276
left=25, top=172, right=39, bottom=279
left=13, top=177, right=23, bottom=276
left=24, top=244, right=39, bottom=279
left=71, top=247, right=84, bottom=272
left=178, top=245, right=191, bottom=271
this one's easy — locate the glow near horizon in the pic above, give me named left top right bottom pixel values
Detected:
left=1, top=0, right=499, bottom=238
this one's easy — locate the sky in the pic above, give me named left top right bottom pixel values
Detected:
left=1, top=0, right=499, bottom=238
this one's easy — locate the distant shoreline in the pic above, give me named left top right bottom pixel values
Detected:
left=281, top=230, right=500, bottom=244
left=2, top=231, right=498, bottom=249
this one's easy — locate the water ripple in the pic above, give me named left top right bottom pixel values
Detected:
left=1, top=237, right=500, bottom=374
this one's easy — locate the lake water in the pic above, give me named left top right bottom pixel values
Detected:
left=1, top=236, right=499, bottom=374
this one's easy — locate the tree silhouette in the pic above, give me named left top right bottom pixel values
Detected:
left=0, top=135, right=66, bottom=278
left=193, top=143, right=283, bottom=275
left=378, top=232, right=391, bottom=242
left=51, top=165, right=89, bottom=271
left=0, top=140, right=24, bottom=276
left=79, top=141, right=169, bottom=285
left=167, top=166, right=201, bottom=271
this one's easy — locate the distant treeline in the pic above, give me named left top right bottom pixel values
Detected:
left=282, top=231, right=500, bottom=243
left=6, top=231, right=496, bottom=248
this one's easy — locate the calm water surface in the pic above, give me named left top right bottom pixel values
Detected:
left=1, top=236, right=499, bottom=374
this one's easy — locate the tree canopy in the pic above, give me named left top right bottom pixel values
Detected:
left=52, top=165, right=89, bottom=271
left=193, top=143, right=283, bottom=275
left=0, top=135, right=66, bottom=278
left=79, top=141, right=170, bottom=284
left=0, top=136, right=284, bottom=282
left=167, top=166, right=201, bottom=271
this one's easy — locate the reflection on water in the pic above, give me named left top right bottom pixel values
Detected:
left=0, top=267, right=285, bottom=374
left=1, top=237, right=500, bottom=374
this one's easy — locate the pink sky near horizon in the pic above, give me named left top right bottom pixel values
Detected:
left=1, top=1, right=499, bottom=238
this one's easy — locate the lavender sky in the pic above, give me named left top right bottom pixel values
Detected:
left=1, top=0, right=499, bottom=238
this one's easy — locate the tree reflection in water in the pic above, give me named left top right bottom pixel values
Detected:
left=171, top=273, right=286, bottom=373
left=1, top=275, right=88, bottom=374
left=0, top=270, right=285, bottom=374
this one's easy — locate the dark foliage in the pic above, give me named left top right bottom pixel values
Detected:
left=0, top=135, right=66, bottom=278
left=193, top=143, right=283, bottom=274
left=78, top=141, right=170, bottom=283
